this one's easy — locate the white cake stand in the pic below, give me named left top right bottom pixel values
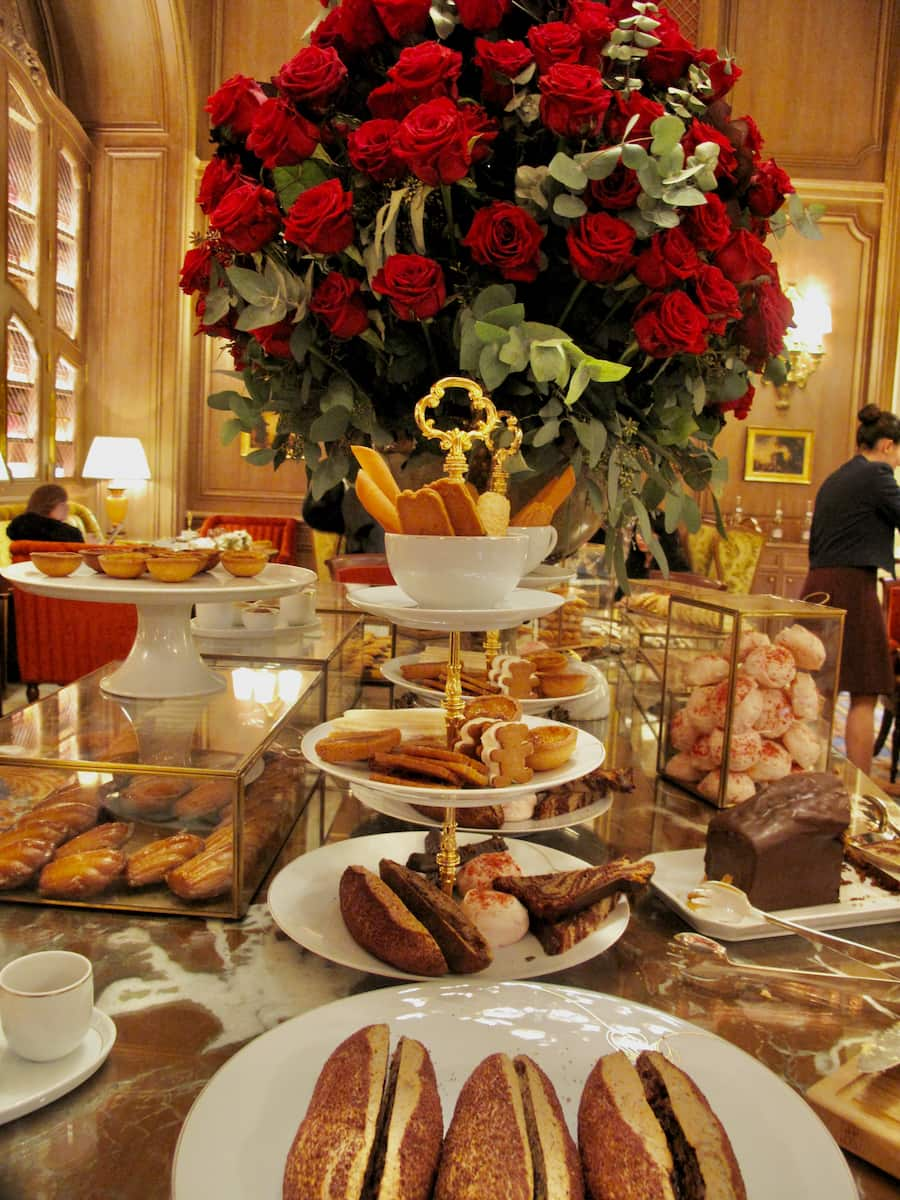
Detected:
left=0, top=561, right=316, bottom=699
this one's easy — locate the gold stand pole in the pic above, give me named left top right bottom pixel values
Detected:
left=437, top=629, right=464, bottom=894
left=484, top=628, right=501, bottom=668
left=482, top=411, right=522, bottom=677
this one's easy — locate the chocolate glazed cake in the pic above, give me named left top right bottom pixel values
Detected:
left=704, top=771, right=850, bottom=910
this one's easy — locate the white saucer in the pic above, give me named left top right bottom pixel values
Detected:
left=0, top=1008, right=116, bottom=1125
left=190, top=617, right=322, bottom=639
left=520, top=565, right=577, bottom=589
left=346, top=585, right=563, bottom=632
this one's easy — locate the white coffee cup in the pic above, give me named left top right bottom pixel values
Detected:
left=195, top=601, right=239, bottom=629
left=280, top=587, right=316, bottom=625
left=0, top=951, right=94, bottom=1061
left=514, top=525, right=559, bottom=576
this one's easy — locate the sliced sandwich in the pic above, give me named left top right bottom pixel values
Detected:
left=283, top=1025, right=443, bottom=1200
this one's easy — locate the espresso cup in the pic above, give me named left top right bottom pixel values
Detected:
left=515, top=524, right=559, bottom=576
left=0, top=951, right=94, bottom=1061
left=195, top=601, right=239, bottom=630
left=280, top=587, right=316, bottom=625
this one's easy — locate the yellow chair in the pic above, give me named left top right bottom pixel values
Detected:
left=0, top=501, right=103, bottom=567
left=311, top=529, right=344, bottom=581
left=714, top=525, right=768, bottom=594
left=684, top=523, right=720, bottom=580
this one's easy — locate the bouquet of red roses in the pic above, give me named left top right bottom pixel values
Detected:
left=181, top=0, right=818, bottom=570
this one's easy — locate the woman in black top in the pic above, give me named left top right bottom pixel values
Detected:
left=6, top=484, right=85, bottom=544
left=803, top=404, right=900, bottom=773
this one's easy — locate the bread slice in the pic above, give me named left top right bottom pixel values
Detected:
left=434, top=1053, right=533, bottom=1200
left=339, top=865, right=448, bottom=976
left=379, top=858, right=492, bottom=974
left=514, top=1056, right=584, bottom=1199
left=635, top=1052, right=746, bottom=1200
left=578, top=1051, right=677, bottom=1200
left=493, top=858, right=655, bottom=922
left=283, top=1024, right=389, bottom=1200
left=366, top=1037, right=444, bottom=1200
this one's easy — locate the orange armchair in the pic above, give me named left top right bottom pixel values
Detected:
left=327, top=553, right=395, bottom=585
left=197, top=514, right=298, bottom=564
left=9, top=541, right=138, bottom=701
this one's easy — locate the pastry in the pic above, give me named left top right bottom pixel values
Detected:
left=118, top=776, right=191, bottom=817
left=37, top=849, right=127, bottom=899
left=539, top=671, right=589, bottom=699
left=742, top=644, right=797, bottom=690
left=489, top=655, right=538, bottom=699
left=782, top=721, right=821, bottom=770
left=663, top=753, right=702, bottom=783
left=514, top=1055, right=584, bottom=1199
left=494, top=858, right=655, bottom=922
left=412, top=802, right=504, bottom=829
left=501, top=794, right=537, bottom=822
left=166, top=845, right=233, bottom=900
left=532, top=895, right=617, bottom=955
left=54, top=822, right=134, bottom=858
left=789, top=672, right=821, bottom=720
left=27, top=798, right=99, bottom=838
left=173, top=779, right=234, bottom=820
left=339, top=864, right=448, bottom=976
left=746, top=738, right=792, bottom=782
left=126, top=832, right=207, bottom=887
left=480, top=722, right=535, bottom=788
left=525, top=724, right=577, bottom=773
left=753, top=688, right=793, bottom=739
left=668, top=708, right=699, bottom=753
left=684, top=654, right=730, bottom=688
left=696, top=769, right=756, bottom=805
left=463, top=695, right=522, bottom=723
left=317, top=727, right=403, bottom=764
left=378, top=858, right=492, bottom=974
left=456, top=850, right=522, bottom=897
left=397, top=487, right=455, bottom=536
left=688, top=733, right=716, bottom=773
left=461, top=887, right=529, bottom=947
left=707, top=728, right=762, bottom=773
left=722, top=629, right=771, bottom=662
left=774, top=623, right=826, bottom=670
left=429, top=477, right=487, bottom=536
left=0, top=835, right=57, bottom=890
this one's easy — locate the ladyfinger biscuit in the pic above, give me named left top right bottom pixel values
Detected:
left=429, top=478, right=486, bottom=536
left=397, top=488, right=454, bottom=536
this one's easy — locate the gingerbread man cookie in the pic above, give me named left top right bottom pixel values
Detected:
left=479, top=721, right=535, bottom=788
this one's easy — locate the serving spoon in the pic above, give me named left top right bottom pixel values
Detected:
left=686, top=880, right=900, bottom=980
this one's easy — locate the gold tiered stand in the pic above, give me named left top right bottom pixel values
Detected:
left=483, top=411, right=522, bottom=670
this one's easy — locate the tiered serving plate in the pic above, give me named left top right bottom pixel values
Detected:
left=380, top=652, right=605, bottom=716
left=346, top=584, right=563, bottom=631
left=300, top=714, right=605, bottom=806
left=267, top=831, right=628, bottom=981
left=171, top=980, right=856, bottom=1200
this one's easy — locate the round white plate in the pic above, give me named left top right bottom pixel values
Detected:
left=0, top=1008, right=116, bottom=1126
left=301, top=714, right=605, bottom=807
left=351, top=783, right=613, bottom=834
left=190, top=617, right=322, bottom=639
left=520, top=565, right=577, bottom=588
left=346, top=584, right=563, bottom=631
left=267, top=830, right=628, bottom=981
left=171, top=979, right=856, bottom=1200
left=379, top=653, right=604, bottom=716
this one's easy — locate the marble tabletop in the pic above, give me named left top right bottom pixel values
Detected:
left=0, top=682, right=898, bottom=1198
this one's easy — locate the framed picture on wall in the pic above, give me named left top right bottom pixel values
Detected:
left=239, top=412, right=279, bottom=457
left=743, top=427, right=814, bottom=484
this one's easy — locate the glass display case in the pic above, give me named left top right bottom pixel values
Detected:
left=657, top=591, right=845, bottom=808
left=0, top=660, right=324, bottom=917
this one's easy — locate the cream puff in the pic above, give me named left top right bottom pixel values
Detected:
left=747, top=738, right=792, bottom=782
left=664, top=753, right=703, bottom=783
left=697, top=769, right=756, bottom=805
left=708, top=727, right=763, bottom=773
left=782, top=721, right=822, bottom=770
left=775, top=624, right=826, bottom=671
left=669, top=707, right=700, bottom=752
left=684, top=654, right=730, bottom=688
left=753, top=687, right=794, bottom=739
left=789, top=671, right=821, bottom=720
left=461, top=887, right=529, bottom=947
left=742, top=644, right=798, bottom=690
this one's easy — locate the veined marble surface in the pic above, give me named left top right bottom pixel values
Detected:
left=0, top=683, right=898, bottom=1199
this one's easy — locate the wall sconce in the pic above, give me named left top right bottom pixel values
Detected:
left=81, top=436, right=151, bottom=535
left=776, top=282, right=832, bottom=410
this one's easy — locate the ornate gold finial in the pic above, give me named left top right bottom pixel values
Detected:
left=486, top=411, right=523, bottom=497
left=414, top=376, right=500, bottom=481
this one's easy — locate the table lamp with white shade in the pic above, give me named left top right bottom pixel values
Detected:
left=0, top=452, right=9, bottom=483
left=81, top=436, right=151, bottom=534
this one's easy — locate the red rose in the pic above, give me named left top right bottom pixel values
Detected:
left=310, top=7, right=347, bottom=52
left=588, top=164, right=641, bottom=210
left=474, top=39, right=533, bottom=105
left=367, top=83, right=407, bottom=120
left=454, top=0, right=511, bottom=32
left=714, top=229, right=775, bottom=285
left=539, top=63, right=609, bottom=138
left=682, top=193, right=732, bottom=253
left=634, top=228, right=700, bottom=289
left=310, top=273, right=370, bottom=338
left=604, top=91, right=664, bottom=142
left=747, top=159, right=794, bottom=218
left=682, top=119, right=738, bottom=181
left=734, top=113, right=764, bottom=158
left=284, top=179, right=355, bottom=255
left=246, top=99, right=320, bottom=168
left=643, top=12, right=696, bottom=87
left=347, top=119, right=405, bottom=182
left=251, top=319, right=294, bottom=358
left=735, top=281, right=794, bottom=369
left=693, top=265, right=742, bottom=335
left=717, top=382, right=754, bottom=420
left=387, top=43, right=462, bottom=107
left=372, top=253, right=446, bottom=320
left=209, top=182, right=282, bottom=253
left=273, top=46, right=348, bottom=110
left=634, top=291, right=710, bottom=357
left=527, top=22, right=583, bottom=75
left=396, top=99, right=471, bottom=186
left=462, top=202, right=545, bottom=282
left=566, top=211, right=636, bottom=283
left=695, top=47, right=742, bottom=102
left=205, top=74, right=266, bottom=137
left=372, top=0, right=430, bottom=39
left=197, top=156, right=242, bottom=215
left=179, top=243, right=214, bottom=295
left=337, top=0, right=385, bottom=52
left=459, top=103, right=498, bottom=163
left=568, top=0, right=615, bottom=67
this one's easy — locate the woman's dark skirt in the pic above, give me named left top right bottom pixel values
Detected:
left=801, top=566, right=893, bottom=696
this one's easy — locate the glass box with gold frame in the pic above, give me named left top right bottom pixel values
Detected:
left=657, top=591, right=845, bottom=808
left=0, top=660, right=323, bottom=917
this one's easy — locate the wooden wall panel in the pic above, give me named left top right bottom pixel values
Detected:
left=722, top=0, right=893, bottom=180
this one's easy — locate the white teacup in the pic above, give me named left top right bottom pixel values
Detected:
left=514, top=525, right=558, bottom=576
left=0, top=951, right=93, bottom=1061
left=385, top=533, right=528, bottom=610
left=280, top=587, right=316, bottom=625
left=195, top=601, right=239, bottom=629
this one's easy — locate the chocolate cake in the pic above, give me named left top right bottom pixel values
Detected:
left=704, top=771, right=850, bottom=910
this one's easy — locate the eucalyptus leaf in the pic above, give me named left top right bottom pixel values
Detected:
left=459, top=318, right=482, bottom=371
left=530, top=342, right=569, bottom=385
left=650, top=115, right=684, bottom=155
left=498, top=326, right=529, bottom=371
left=636, top=163, right=663, bottom=199
left=482, top=303, right=526, bottom=329
left=539, top=397, right=562, bottom=420
left=568, top=415, right=606, bottom=466
left=663, top=491, right=683, bottom=533
left=475, top=320, right=511, bottom=344
left=201, top=287, right=232, bottom=327
left=663, top=186, right=707, bottom=206
left=553, top=194, right=588, bottom=219
left=548, top=152, right=587, bottom=191
left=207, top=389, right=245, bottom=412
left=479, top=342, right=510, bottom=391
left=621, top=143, right=648, bottom=170
left=472, top=284, right=516, bottom=319
left=220, top=418, right=243, bottom=446
left=320, top=377, right=355, bottom=411
left=680, top=493, right=701, bottom=533
left=311, top=450, right=350, bottom=501
left=309, top=405, right=351, bottom=442
left=576, top=146, right=622, bottom=181
left=245, top=448, right=275, bottom=466
left=532, top=418, right=560, bottom=447
left=236, top=302, right=286, bottom=332
left=290, top=322, right=313, bottom=364
left=565, top=363, right=591, bottom=408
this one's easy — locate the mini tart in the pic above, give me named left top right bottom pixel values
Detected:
left=463, top=694, right=521, bottom=722
left=539, top=671, right=589, bottom=698
left=527, top=724, right=577, bottom=772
